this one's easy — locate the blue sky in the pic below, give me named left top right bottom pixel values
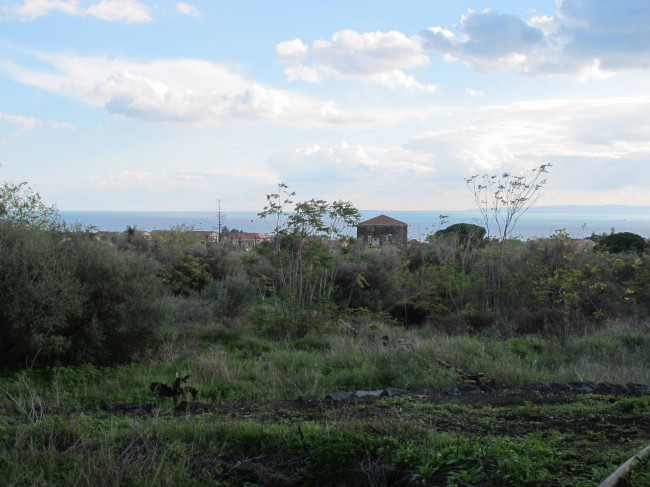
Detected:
left=0, top=0, right=648, bottom=211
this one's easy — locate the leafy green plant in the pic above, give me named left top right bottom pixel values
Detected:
left=202, top=273, right=255, bottom=319
left=0, top=223, right=168, bottom=368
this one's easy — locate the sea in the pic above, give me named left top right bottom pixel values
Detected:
left=60, top=206, right=650, bottom=241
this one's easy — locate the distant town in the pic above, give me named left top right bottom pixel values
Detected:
left=93, top=214, right=412, bottom=250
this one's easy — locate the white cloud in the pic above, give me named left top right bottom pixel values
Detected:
left=466, top=88, right=485, bottom=97
left=276, top=30, right=438, bottom=92
left=263, top=95, right=649, bottom=209
left=8, top=0, right=81, bottom=19
left=0, top=51, right=370, bottom=125
left=59, top=166, right=277, bottom=211
left=0, top=110, right=75, bottom=133
left=1, top=112, right=41, bottom=131
left=275, top=38, right=309, bottom=64
left=266, top=142, right=436, bottom=197
left=263, top=141, right=456, bottom=211
left=405, top=95, right=650, bottom=205
left=176, top=2, right=200, bottom=18
left=420, top=1, right=650, bottom=78
left=4, top=0, right=152, bottom=22
left=419, top=8, right=544, bottom=73
left=86, top=0, right=151, bottom=23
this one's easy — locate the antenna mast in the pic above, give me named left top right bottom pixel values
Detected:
left=216, top=199, right=226, bottom=235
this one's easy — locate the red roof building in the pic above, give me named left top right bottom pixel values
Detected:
left=357, top=215, right=408, bottom=247
left=228, top=232, right=265, bottom=249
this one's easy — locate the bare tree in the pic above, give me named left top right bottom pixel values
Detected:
left=465, top=163, right=551, bottom=311
left=465, top=164, right=551, bottom=244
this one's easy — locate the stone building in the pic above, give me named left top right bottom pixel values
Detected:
left=228, top=232, right=265, bottom=250
left=356, top=215, right=408, bottom=247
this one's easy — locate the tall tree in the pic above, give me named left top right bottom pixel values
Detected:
left=255, top=183, right=361, bottom=332
left=465, top=164, right=551, bottom=244
left=465, top=164, right=551, bottom=312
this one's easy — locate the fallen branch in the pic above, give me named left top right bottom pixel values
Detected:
left=598, top=444, right=650, bottom=487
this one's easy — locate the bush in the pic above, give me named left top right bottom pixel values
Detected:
left=201, top=273, right=255, bottom=319
left=0, top=222, right=168, bottom=368
left=0, top=223, right=82, bottom=367
left=204, top=241, right=245, bottom=280
left=389, top=299, right=431, bottom=326
left=65, top=233, right=168, bottom=364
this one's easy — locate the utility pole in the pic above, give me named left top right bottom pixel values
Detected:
left=216, top=199, right=226, bottom=236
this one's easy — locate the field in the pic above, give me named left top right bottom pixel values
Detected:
left=2, top=314, right=649, bottom=486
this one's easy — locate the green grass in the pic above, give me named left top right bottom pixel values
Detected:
left=1, top=316, right=648, bottom=485
left=0, top=394, right=647, bottom=486
left=2, top=319, right=648, bottom=409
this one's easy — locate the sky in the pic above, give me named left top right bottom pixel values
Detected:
left=0, top=0, right=649, bottom=212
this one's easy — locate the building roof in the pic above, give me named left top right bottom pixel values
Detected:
left=358, top=215, right=407, bottom=226
left=229, top=232, right=264, bottom=240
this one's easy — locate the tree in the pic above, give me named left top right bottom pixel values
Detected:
left=0, top=181, right=63, bottom=230
left=465, top=164, right=551, bottom=244
left=254, top=184, right=361, bottom=335
left=597, top=232, right=646, bottom=254
left=435, top=223, right=486, bottom=248
left=465, top=164, right=551, bottom=313
left=149, top=224, right=211, bottom=295
left=258, top=182, right=295, bottom=249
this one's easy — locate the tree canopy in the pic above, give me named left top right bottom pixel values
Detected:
left=598, top=232, right=647, bottom=253
left=0, top=181, right=63, bottom=230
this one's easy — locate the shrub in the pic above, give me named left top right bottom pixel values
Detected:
left=204, top=241, right=245, bottom=280
left=389, top=299, right=431, bottom=326
left=0, top=222, right=168, bottom=368
left=0, top=223, right=82, bottom=367
left=65, top=234, right=168, bottom=364
left=202, top=273, right=255, bottom=319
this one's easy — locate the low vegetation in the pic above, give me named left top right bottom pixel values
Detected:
left=1, top=314, right=649, bottom=486
left=1, top=177, right=648, bottom=485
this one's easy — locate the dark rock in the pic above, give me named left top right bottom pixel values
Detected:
left=569, top=382, right=596, bottom=393
left=595, top=382, right=626, bottom=395
left=354, top=390, right=384, bottom=398
left=443, top=387, right=460, bottom=395
left=573, top=386, right=594, bottom=393
left=405, top=387, right=431, bottom=396
left=626, top=383, right=648, bottom=395
left=550, top=382, right=572, bottom=391
left=526, top=382, right=552, bottom=392
left=385, top=388, right=405, bottom=397
left=326, top=391, right=354, bottom=402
